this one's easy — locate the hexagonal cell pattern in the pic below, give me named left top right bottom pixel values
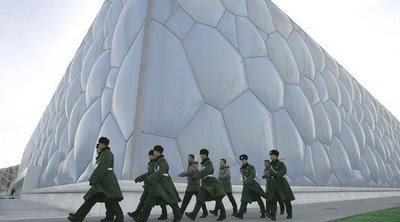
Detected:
left=17, top=0, right=400, bottom=188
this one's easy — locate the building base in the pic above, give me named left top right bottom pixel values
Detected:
left=20, top=180, right=400, bottom=216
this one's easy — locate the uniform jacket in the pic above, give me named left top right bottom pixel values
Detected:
left=265, top=160, right=295, bottom=202
left=240, top=163, right=267, bottom=203
left=180, top=161, right=201, bottom=192
left=144, top=155, right=181, bottom=206
left=193, top=158, right=225, bottom=202
left=84, top=148, right=123, bottom=202
left=218, top=165, right=232, bottom=193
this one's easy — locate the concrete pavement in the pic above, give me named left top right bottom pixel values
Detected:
left=1, top=196, right=400, bottom=221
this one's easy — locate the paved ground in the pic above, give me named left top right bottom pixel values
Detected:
left=1, top=197, right=400, bottom=222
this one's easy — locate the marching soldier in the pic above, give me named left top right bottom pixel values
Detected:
left=178, top=154, right=208, bottom=218
left=266, top=150, right=295, bottom=220
left=128, top=150, right=168, bottom=220
left=233, top=154, right=267, bottom=219
left=68, top=137, right=124, bottom=222
left=262, top=160, right=285, bottom=216
left=185, top=149, right=226, bottom=221
left=209, top=159, right=238, bottom=216
left=135, top=145, right=182, bottom=222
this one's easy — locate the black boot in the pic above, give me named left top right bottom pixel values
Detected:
left=171, top=203, right=182, bottom=222
left=67, top=215, right=83, bottom=222
left=127, top=211, right=139, bottom=219
left=216, top=199, right=226, bottom=221
left=157, top=214, right=167, bottom=220
left=257, top=198, right=266, bottom=218
left=286, top=201, right=293, bottom=219
left=135, top=205, right=152, bottom=222
left=200, top=213, right=208, bottom=218
left=185, top=201, right=201, bottom=221
left=157, top=204, right=168, bottom=220
left=232, top=205, right=237, bottom=215
left=100, top=217, right=114, bottom=222
left=217, top=214, right=226, bottom=221
left=233, top=212, right=243, bottom=219
left=209, top=210, right=218, bottom=216
left=233, top=202, right=247, bottom=219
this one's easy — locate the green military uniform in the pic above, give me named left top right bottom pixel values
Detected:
left=179, top=161, right=208, bottom=216
left=84, top=148, right=123, bottom=202
left=145, top=155, right=181, bottom=205
left=211, top=165, right=238, bottom=216
left=181, top=161, right=201, bottom=191
left=235, top=162, right=266, bottom=219
left=240, top=163, right=266, bottom=203
left=263, top=165, right=285, bottom=215
left=186, top=157, right=226, bottom=221
left=218, top=165, right=232, bottom=193
left=71, top=146, right=124, bottom=222
left=266, top=159, right=294, bottom=219
left=128, top=159, right=167, bottom=219
left=194, top=159, right=225, bottom=202
left=138, top=154, right=181, bottom=222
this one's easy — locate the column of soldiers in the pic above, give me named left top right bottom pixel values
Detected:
left=67, top=137, right=295, bottom=222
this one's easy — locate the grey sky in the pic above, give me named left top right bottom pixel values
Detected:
left=0, top=0, right=103, bottom=168
left=0, top=0, right=399, bottom=168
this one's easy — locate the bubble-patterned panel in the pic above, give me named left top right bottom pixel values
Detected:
left=18, top=0, right=400, bottom=188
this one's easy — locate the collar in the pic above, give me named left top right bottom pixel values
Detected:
left=240, top=163, right=249, bottom=169
left=220, top=165, right=229, bottom=170
left=200, top=158, right=209, bottom=165
left=271, top=159, right=280, bottom=165
left=96, top=147, right=110, bottom=159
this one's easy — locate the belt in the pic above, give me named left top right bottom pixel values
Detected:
left=107, top=168, right=113, bottom=171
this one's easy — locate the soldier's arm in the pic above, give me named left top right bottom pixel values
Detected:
left=135, top=172, right=150, bottom=182
left=244, top=165, right=256, bottom=183
left=265, top=166, right=271, bottom=178
left=277, top=162, right=287, bottom=177
left=219, top=168, right=230, bottom=180
left=181, top=163, right=198, bottom=177
left=193, top=163, right=213, bottom=179
left=262, top=169, right=268, bottom=179
left=89, top=151, right=112, bottom=185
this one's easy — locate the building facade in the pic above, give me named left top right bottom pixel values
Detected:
left=17, top=0, right=400, bottom=191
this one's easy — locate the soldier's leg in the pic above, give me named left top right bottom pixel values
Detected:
left=157, top=204, right=168, bottom=220
left=104, top=201, right=114, bottom=220
left=170, top=202, right=182, bottom=222
left=194, top=191, right=208, bottom=217
left=285, top=201, right=293, bottom=218
left=111, top=201, right=124, bottom=222
left=215, top=197, right=226, bottom=221
left=185, top=201, right=203, bottom=220
left=256, top=196, right=266, bottom=218
left=226, top=192, right=237, bottom=214
left=269, top=193, right=278, bottom=221
left=128, top=191, right=148, bottom=218
left=209, top=201, right=219, bottom=216
left=180, top=191, right=194, bottom=214
left=137, top=204, right=153, bottom=222
left=185, top=189, right=205, bottom=221
left=278, top=195, right=285, bottom=215
left=72, top=196, right=99, bottom=220
left=233, top=201, right=247, bottom=219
